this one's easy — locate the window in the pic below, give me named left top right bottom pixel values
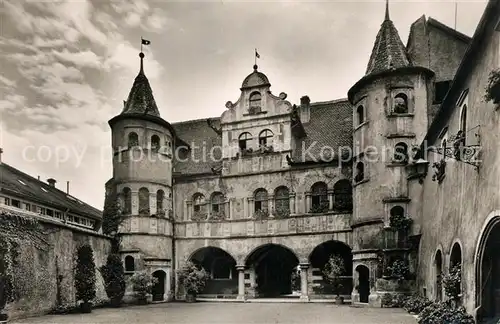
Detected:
left=24, top=203, right=31, bottom=212
left=393, top=93, right=408, bottom=114
left=274, top=186, right=290, bottom=217
left=460, top=105, right=467, bottom=145
left=46, top=209, right=54, bottom=217
left=151, top=135, right=160, bottom=151
left=394, top=142, right=409, bottom=164
left=310, top=182, right=328, bottom=213
left=156, top=189, right=165, bottom=213
left=211, top=192, right=225, bottom=213
left=249, top=92, right=262, bottom=114
left=124, top=255, right=135, bottom=272
left=258, top=129, right=273, bottom=148
left=193, top=193, right=206, bottom=213
left=390, top=206, right=405, bottom=219
left=55, top=211, right=62, bottom=219
left=355, top=162, right=365, bottom=182
left=238, top=132, right=252, bottom=151
left=4, top=198, right=10, bottom=206
left=122, top=187, right=131, bottom=214
left=39, top=207, right=46, bottom=215
left=333, top=180, right=352, bottom=211
left=128, top=132, right=139, bottom=148
left=357, top=105, right=364, bottom=125
left=434, top=81, right=451, bottom=104
left=254, top=189, right=268, bottom=212
left=138, top=187, right=150, bottom=215
left=11, top=199, right=20, bottom=208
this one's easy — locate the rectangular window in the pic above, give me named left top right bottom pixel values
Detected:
left=46, top=209, right=54, bottom=216
left=24, top=203, right=31, bottom=211
left=4, top=198, right=10, bottom=206
left=11, top=199, right=21, bottom=208
left=55, top=211, right=62, bottom=219
left=434, top=81, right=451, bottom=104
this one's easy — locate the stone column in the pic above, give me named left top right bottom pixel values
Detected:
left=131, top=191, right=139, bottom=216
left=305, top=192, right=311, bottom=213
left=247, top=197, right=254, bottom=218
left=237, top=265, right=246, bottom=300
left=289, top=192, right=296, bottom=215
left=186, top=200, right=192, bottom=221
left=268, top=195, right=274, bottom=218
left=328, top=189, right=334, bottom=211
left=150, top=192, right=157, bottom=215
left=300, top=263, right=310, bottom=301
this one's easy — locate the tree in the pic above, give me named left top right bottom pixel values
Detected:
left=322, top=254, right=345, bottom=299
left=99, top=254, right=126, bottom=307
left=102, top=188, right=122, bottom=236
left=177, top=261, right=209, bottom=298
left=74, top=244, right=96, bottom=313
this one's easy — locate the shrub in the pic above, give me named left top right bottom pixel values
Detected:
left=403, top=294, right=433, bottom=314
left=74, top=244, right=96, bottom=303
left=389, top=213, right=413, bottom=231
left=443, top=264, right=461, bottom=302
left=322, top=254, right=345, bottom=297
left=381, top=293, right=407, bottom=308
left=386, top=259, right=410, bottom=281
left=418, top=301, right=474, bottom=324
left=130, top=271, right=158, bottom=301
left=99, top=254, right=126, bottom=306
left=177, top=261, right=209, bottom=295
left=485, top=69, right=500, bottom=104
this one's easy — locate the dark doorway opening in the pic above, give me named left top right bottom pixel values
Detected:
left=152, top=270, right=166, bottom=301
left=356, top=265, right=370, bottom=303
left=190, top=247, right=237, bottom=296
left=246, top=244, right=299, bottom=298
left=479, top=223, right=500, bottom=321
left=435, top=250, right=443, bottom=301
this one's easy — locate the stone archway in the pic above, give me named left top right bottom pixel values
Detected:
left=152, top=270, right=166, bottom=301
left=189, top=247, right=237, bottom=297
left=475, top=216, right=500, bottom=321
left=434, top=250, right=443, bottom=301
left=245, top=244, right=299, bottom=298
left=356, top=265, right=370, bottom=303
left=309, top=240, right=353, bottom=297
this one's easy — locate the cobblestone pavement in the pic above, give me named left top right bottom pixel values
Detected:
left=12, top=302, right=417, bottom=324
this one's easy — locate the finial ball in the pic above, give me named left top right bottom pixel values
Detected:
left=139, top=52, right=145, bottom=58
left=253, top=64, right=258, bottom=71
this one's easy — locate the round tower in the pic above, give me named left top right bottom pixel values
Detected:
left=347, top=1, right=434, bottom=306
left=108, top=52, right=177, bottom=301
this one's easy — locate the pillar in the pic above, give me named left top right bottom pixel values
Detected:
left=305, top=192, right=311, bottom=213
left=237, top=266, right=246, bottom=300
left=328, top=189, right=334, bottom=211
left=185, top=200, right=192, bottom=221
left=268, top=195, right=274, bottom=218
left=300, top=263, right=309, bottom=301
left=289, top=192, right=296, bottom=214
left=150, top=192, right=157, bottom=215
left=247, top=197, right=254, bottom=218
left=131, top=191, right=139, bottom=215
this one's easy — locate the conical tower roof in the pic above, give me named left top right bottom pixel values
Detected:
left=121, top=52, right=161, bottom=117
left=365, top=0, right=410, bottom=75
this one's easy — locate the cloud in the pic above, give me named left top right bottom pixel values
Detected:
left=0, top=75, right=16, bottom=88
left=52, top=49, right=102, bottom=69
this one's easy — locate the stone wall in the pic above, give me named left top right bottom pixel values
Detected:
left=3, top=210, right=111, bottom=320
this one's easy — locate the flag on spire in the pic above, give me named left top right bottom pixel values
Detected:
left=142, top=38, right=151, bottom=45
left=255, top=49, right=260, bottom=59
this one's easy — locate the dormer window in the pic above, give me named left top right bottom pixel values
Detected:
left=239, top=132, right=252, bottom=152
left=128, top=132, right=139, bottom=148
left=258, top=129, right=273, bottom=150
left=393, top=93, right=408, bottom=114
left=249, top=92, right=262, bottom=114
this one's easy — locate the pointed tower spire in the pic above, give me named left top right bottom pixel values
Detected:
left=364, top=0, right=410, bottom=75
left=121, top=51, right=161, bottom=117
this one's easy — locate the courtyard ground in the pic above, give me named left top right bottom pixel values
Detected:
left=11, top=302, right=417, bottom=324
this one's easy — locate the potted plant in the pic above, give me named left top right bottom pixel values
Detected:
left=322, top=254, right=345, bottom=305
left=130, top=271, right=158, bottom=305
left=177, top=261, right=209, bottom=302
left=485, top=69, right=500, bottom=104
left=74, top=244, right=96, bottom=313
left=99, top=254, right=126, bottom=307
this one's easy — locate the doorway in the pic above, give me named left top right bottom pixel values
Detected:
left=356, top=265, right=370, bottom=303
left=152, top=270, right=166, bottom=301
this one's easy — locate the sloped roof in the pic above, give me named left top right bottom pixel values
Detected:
left=365, top=5, right=411, bottom=75
left=172, top=118, right=222, bottom=175
left=292, top=99, right=353, bottom=162
left=121, top=53, right=161, bottom=117
left=0, top=163, right=102, bottom=220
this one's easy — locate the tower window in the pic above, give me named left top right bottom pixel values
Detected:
left=239, top=132, right=252, bottom=151
left=122, top=187, right=131, bottom=214
left=310, top=182, right=328, bottom=213
left=124, top=255, right=135, bottom=272
left=156, top=189, right=165, bottom=213
left=128, top=132, right=139, bottom=148
left=394, top=142, right=409, bottom=164
left=393, top=93, right=408, bottom=114
left=193, top=193, right=206, bottom=213
left=211, top=192, right=225, bottom=213
left=258, top=129, right=273, bottom=148
left=355, top=162, right=365, bottom=182
left=254, top=188, right=268, bottom=213
left=357, top=105, right=364, bottom=125
left=274, top=186, right=290, bottom=217
left=151, top=135, right=160, bottom=152
left=249, top=92, right=262, bottom=114
left=138, top=187, right=150, bottom=216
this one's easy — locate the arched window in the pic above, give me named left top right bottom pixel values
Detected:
left=274, top=186, right=290, bottom=218
left=310, top=182, right=328, bottom=213
left=138, top=187, right=150, bottom=216
left=249, top=92, right=262, bottom=114
left=355, top=162, right=365, bottom=182
left=394, top=93, right=408, bottom=114
left=394, top=142, right=409, bottom=164
left=460, top=105, right=467, bottom=145
left=128, top=132, right=139, bottom=148
left=239, top=132, right=252, bottom=151
left=156, top=189, right=164, bottom=214
left=151, top=135, right=160, bottom=152
left=435, top=250, right=443, bottom=301
left=258, top=129, right=274, bottom=149
left=122, top=187, right=131, bottom=214
left=390, top=206, right=405, bottom=219
left=211, top=192, right=225, bottom=213
left=333, top=180, right=352, bottom=211
left=254, top=189, right=268, bottom=213
left=124, top=255, right=135, bottom=272
left=357, top=105, right=364, bottom=125
left=193, top=193, right=206, bottom=213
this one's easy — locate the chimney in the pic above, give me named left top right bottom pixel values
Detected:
left=37, top=176, right=40, bottom=181
left=0, top=148, right=3, bottom=164
left=66, top=181, right=70, bottom=194
left=47, top=178, right=56, bottom=187
left=300, top=95, right=311, bottom=123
